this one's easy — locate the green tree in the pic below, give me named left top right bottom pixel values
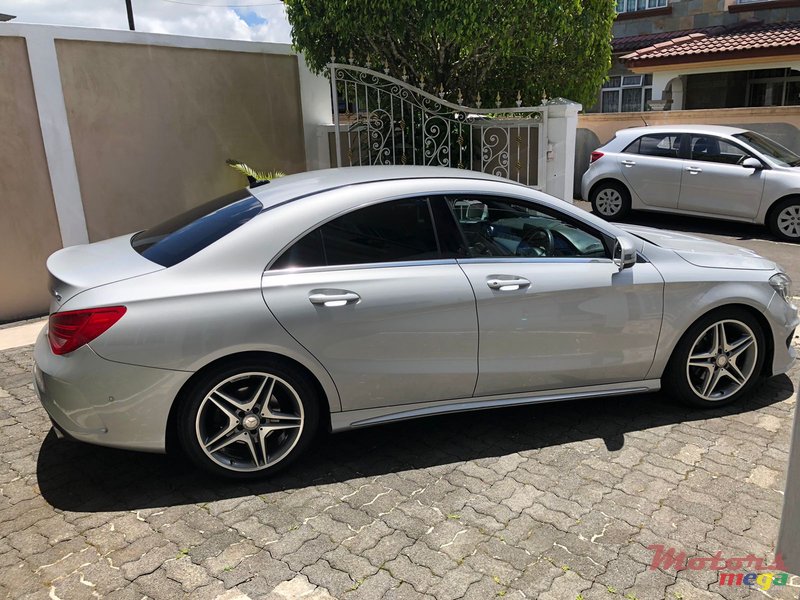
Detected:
left=285, top=0, right=615, bottom=108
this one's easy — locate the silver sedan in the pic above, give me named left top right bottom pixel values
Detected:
left=34, top=166, right=798, bottom=478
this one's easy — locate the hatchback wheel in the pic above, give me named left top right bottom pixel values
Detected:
left=177, top=359, right=319, bottom=478
left=590, top=181, right=631, bottom=221
left=664, top=308, right=764, bottom=408
left=768, top=198, right=800, bottom=242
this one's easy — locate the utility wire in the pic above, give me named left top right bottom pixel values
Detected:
left=159, top=0, right=284, bottom=6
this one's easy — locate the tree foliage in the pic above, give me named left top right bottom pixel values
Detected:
left=285, top=0, right=615, bottom=108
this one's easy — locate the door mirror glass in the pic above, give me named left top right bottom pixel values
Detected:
left=613, top=236, right=636, bottom=271
left=742, top=157, right=763, bottom=170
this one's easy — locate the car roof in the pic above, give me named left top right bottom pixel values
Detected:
left=248, top=166, right=517, bottom=209
left=615, top=124, right=748, bottom=138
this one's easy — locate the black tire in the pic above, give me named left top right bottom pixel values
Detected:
left=176, top=357, right=320, bottom=479
left=767, top=197, right=800, bottom=242
left=663, top=308, right=765, bottom=408
left=589, top=180, right=631, bottom=222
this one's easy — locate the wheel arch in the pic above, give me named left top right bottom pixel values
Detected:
left=661, top=303, right=774, bottom=378
left=588, top=177, right=631, bottom=202
left=764, top=193, right=800, bottom=227
left=165, top=350, right=333, bottom=455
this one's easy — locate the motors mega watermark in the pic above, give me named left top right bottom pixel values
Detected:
left=648, top=545, right=790, bottom=591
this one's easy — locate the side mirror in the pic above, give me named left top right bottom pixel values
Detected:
left=613, top=236, right=637, bottom=271
left=742, top=157, right=763, bottom=170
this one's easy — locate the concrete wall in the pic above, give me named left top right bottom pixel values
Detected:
left=0, top=37, right=64, bottom=319
left=575, top=106, right=800, bottom=197
left=56, top=40, right=307, bottom=242
left=0, top=24, right=332, bottom=322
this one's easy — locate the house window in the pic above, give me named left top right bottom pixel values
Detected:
left=616, top=0, right=667, bottom=13
left=601, top=74, right=653, bottom=112
left=747, top=68, right=800, bottom=107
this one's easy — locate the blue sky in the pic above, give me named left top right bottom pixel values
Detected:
left=2, top=0, right=293, bottom=42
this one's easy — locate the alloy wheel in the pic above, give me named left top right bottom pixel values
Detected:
left=685, top=320, right=758, bottom=402
left=595, top=188, right=623, bottom=216
left=776, top=205, right=800, bottom=239
left=195, top=372, right=304, bottom=472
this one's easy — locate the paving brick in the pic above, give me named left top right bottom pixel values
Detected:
left=0, top=342, right=795, bottom=600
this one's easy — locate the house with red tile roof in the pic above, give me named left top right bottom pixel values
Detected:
left=590, top=0, right=800, bottom=112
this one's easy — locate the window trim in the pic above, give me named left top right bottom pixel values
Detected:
left=623, top=132, right=685, bottom=160
left=440, top=193, right=614, bottom=261
left=686, top=134, right=758, bottom=166
left=616, top=0, right=668, bottom=13
left=600, top=74, right=653, bottom=113
left=267, top=195, right=448, bottom=272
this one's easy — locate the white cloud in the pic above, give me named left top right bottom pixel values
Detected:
left=1, top=0, right=292, bottom=42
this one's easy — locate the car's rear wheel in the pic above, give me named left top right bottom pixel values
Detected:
left=177, top=358, right=319, bottom=478
left=768, top=197, right=800, bottom=242
left=664, top=308, right=765, bottom=408
left=590, top=181, right=631, bottom=221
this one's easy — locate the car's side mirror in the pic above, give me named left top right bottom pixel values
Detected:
left=613, top=236, right=637, bottom=271
left=742, top=157, right=763, bottom=170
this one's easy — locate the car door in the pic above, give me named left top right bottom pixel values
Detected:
left=678, top=134, right=766, bottom=219
left=261, top=196, right=478, bottom=411
left=443, top=195, right=664, bottom=398
left=618, top=132, right=685, bottom=209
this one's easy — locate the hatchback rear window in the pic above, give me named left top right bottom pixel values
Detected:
left=132, top=189, right=262, bottom=267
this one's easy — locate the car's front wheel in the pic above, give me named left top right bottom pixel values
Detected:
left=590, top=181, right=631, bottom=221
left=768, top=197, right=800, bottom=242
left=177, top=358, right=319, bottom=478
left=664, top=308, right=765, bottom=408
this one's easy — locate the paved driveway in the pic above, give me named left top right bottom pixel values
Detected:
left=1, top=217, right=799, bottom=600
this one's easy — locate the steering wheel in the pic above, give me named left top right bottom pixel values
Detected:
left=517, top=227, right=554, bottom=257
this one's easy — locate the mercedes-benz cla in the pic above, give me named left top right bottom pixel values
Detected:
left=34, top=167, right=798, bottom=478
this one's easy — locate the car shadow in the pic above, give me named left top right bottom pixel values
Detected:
left=620, top=210, right=773, bottom=242
left=37, top=375, right=794, bottom=513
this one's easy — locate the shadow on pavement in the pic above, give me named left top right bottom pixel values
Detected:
left=37, top=374, right=794, bottom=512
left=618, top=210, right=774, bottom=242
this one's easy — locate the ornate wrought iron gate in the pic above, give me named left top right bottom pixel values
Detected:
left=329, top=62, right=548, bottom=188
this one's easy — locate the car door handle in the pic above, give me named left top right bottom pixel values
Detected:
left=621, top=159, right=636, bottom=167
left=487, top=276, right=531, bottom=291
left=685, top=166, right=703, bottom=174
left=308, top=290, right=361, bottom=307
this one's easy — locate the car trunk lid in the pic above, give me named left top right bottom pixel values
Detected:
left=47, top=234, right=163, bottom=311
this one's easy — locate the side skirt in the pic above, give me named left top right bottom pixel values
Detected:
left=330, top=380, right=661, bottom=432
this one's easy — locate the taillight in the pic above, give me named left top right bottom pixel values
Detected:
left=590, top=151, right=604, bottom=164
left=48, top=306, right=127, bottom=355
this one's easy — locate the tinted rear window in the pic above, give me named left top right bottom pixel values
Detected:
left=131, top=189, right=262, bottom=267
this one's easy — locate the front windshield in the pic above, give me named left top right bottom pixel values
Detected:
left=733, top=131, right=800, bottom=167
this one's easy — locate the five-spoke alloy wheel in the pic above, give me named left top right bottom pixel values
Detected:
left=665, top=308, right=765, bottom=407
left=178, top=359, right=319, bottom=478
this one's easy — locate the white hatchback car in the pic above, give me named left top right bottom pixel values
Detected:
left=581, top=125, right=800, bottom=242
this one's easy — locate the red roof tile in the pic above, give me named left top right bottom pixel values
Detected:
left=621, top=21, right=800, bottom=66
left=612, top=28, right=713, bottom=53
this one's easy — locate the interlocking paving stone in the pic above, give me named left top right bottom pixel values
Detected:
left=0, top=343, right=799, bottom=599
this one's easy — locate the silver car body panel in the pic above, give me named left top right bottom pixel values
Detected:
left=456, top=258, right=664, bottom=396
left=581, top=125, right=800, bottom=225
left=330, top=379, right=661, bottom=431
left=33, top=166, right=798, bottom=453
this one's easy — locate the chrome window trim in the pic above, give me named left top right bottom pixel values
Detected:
left=263, top=258, right=460, bottom=277
left=455, top=257, right=614, bottom=266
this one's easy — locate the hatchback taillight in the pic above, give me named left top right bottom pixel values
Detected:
left=590, top=151, right=604, bottom=164
left=48, top=306, right=127, bottom=355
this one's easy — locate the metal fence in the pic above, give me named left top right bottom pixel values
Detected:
left=329, top=62, right=548, bottom=188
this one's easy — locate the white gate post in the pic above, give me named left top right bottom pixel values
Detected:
left=544, top=100, right=582, bottom=203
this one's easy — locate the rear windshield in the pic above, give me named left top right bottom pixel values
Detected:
left=131, top=189, right=262, bottom=267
